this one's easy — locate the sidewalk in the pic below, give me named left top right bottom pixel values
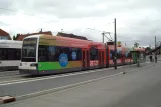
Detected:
left=2, top=62, right=161, bottom=107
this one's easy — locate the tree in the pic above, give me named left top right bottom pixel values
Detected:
left=16, top=34, right=20, bottom=40
left=13, top=35, right=16, bottom=40
left=145, top=47, right=151, bottom=52
left=13, top=34, right=21, bottom=40
left=134, top=42, right=139, bottom=48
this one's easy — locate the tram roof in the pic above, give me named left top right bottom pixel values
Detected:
left=0, top=40, right=22, bottom=44
left=24, top=34, right=105, bottom=46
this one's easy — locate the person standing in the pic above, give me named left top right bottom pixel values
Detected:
left=149, top=54, right=152, bottom=62
left=155, top=54, right=157, bottom=63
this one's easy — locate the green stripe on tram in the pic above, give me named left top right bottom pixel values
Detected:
left=38, top=61, right=82, bottom=71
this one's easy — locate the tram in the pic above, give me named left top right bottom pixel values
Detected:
left=0, top=40, right=22, bottom=70
left=19, top=34, right=145, bottom=75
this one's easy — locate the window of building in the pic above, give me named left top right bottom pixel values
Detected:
left=0, top=36, right=8, bottom=40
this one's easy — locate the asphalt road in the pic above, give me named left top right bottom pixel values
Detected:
left=2, top=62, right=161, bottom=107
left=0, top=64, right=140, bottom=97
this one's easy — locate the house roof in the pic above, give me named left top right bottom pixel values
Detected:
left=0, top=29, right=9, bottom=36
left=57, top=32, right=88, bottom=40
left=0, top=28, right=11, bottom=40
left=16, top=31, right=52, bottom=41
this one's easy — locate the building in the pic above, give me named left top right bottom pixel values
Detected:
left=0, top=29, right=11, bottom=40
left=15, top=31, right=52, bottom=41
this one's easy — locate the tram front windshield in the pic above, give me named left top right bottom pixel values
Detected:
left=21, top=38, right=37, bottom=62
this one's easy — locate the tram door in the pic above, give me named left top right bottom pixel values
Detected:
left=83, top=50, right=86, bottom=67
left=82, top=49, right=90, bottom=69
left=99, top=50, right=102, bottom=66
left=102, top=51, right=104, bottom=66
left=99, top=50, right=105, bottom=67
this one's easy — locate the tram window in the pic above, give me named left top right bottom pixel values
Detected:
left=38, top=45, right=48, bottom=62
left=110, top=50, right=114, bottom=59
left=8, top=49, right=14, bottom=60
left=128, top=52, right=132, bottom=58
left=124, top=51, right=131, bottom=58
left=54, top=47, right=82, bottom=61
left=48, top=46, right=56, bottom=61
left=117, top=50, right=122, bottom=59
left=90, top=47, right=98, bottom=60
left=54, top=47, right=61, bottom=61
left=125, top=51, right=128, bottom=58
left=69, top=48, right=82, bottom=61
left=77, top=48, right=82, bottom=60
left=0, top=48, right=21, bottom=60
left=38, top=46, right=82, bottom=62
left=0, top=49, right=7, bottom=60
left=14, top=49, right=21, bottom=60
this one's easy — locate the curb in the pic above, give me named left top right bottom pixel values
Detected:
left=0, top=96, right=16, bottom=104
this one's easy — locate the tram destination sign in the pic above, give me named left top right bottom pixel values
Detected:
left=23, top=40, right=37, bottom=45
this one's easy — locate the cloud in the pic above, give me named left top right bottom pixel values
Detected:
left=1, top=0, right=161, bottom=47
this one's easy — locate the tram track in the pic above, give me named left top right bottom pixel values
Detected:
left=0, top=64, right=147, bottom=86
left=0, top=70, right=19, bottom=77
left=0, top=63, right=153, bottom=99
left=0, top=62, right=153, bottom=85
left=0, top=68, right=113, bottom=85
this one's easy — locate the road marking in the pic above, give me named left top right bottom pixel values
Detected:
left=0, top=65, right=136, bottom=86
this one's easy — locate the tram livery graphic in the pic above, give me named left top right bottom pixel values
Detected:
left=19, top=34, right=145, bottom=75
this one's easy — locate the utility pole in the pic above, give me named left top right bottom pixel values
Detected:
left=40, top=28, right=42, bottom=33
left=102, top=32, right=105, bottom=43
left=61, top=29, right=63, bottom=33
left=114, top=18, right=117, bottom=69
left=155, top=36, right=156, bottom=49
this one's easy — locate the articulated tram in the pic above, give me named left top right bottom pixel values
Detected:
left=19, top=34, right=145, bottom=75
left=0, top=40, right=22, bottom=70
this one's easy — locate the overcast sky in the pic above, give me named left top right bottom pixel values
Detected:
left=1, top=0, right=161, bottom=47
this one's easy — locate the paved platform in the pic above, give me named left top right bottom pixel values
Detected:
left=2, top=62, right=161, bottom=107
